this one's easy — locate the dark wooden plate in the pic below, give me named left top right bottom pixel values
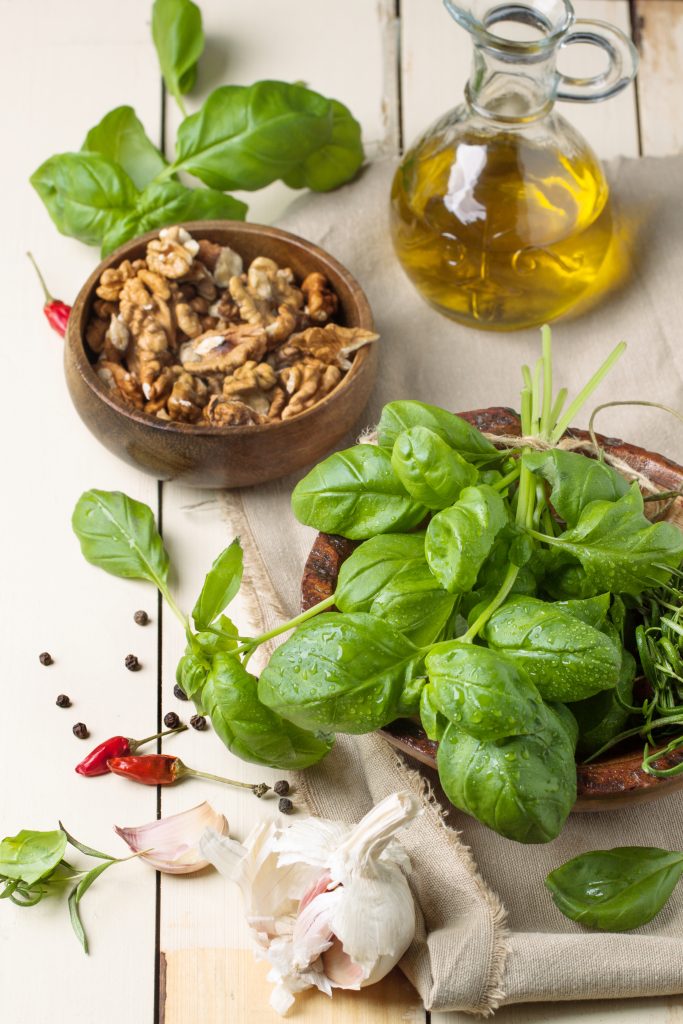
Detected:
left=300, top=408, right=683, bottom=812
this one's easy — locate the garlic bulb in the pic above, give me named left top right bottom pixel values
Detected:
left=115, top=801, right=228, bottom=874
left=201, top=790, right=420, bottom=1014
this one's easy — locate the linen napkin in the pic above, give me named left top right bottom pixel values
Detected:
left=224, top=155, right=683, bottom=1014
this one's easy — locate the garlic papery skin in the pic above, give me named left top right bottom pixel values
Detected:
left=115, top=801, right=228, bottom=874
left=201, top=790, right=420, bottom=1015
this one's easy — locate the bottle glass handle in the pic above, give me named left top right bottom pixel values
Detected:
left=556, top=19, right=639, bottom=103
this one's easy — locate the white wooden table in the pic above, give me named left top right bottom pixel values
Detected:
left=2, top=1, right=682, bottom=1022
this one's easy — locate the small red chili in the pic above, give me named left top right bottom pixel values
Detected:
left=27, top=251, right=72, bottom=337
left=106, top=754, right=270, bottom=798
left=75, top=725, right=186, bottom=777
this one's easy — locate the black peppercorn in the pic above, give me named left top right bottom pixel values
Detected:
left=125, top=654, right=141, bottom=672
left=190, top=714, right=207, bottom=731
left=39, top=652, right=53, bottom=666
left=173, top=683, right=189, bottom=701
left=274, top=780, right=290, bottom=796
left=164, top=711, right=181, bottom=729
left=56, top=694, right=71, bottom=708
left=73, top=722, right=89, bottom=739
left=134, top=610, right=149, bottom=626
left=278, top=797, right=294, bottom=814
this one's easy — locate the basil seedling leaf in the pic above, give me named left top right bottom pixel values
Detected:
left=258, top=612, right=425, bottom=734
left=425, top=485, right=507, bottom=593
left=152, top=0, right=204, bottom=110
left=82, top=106, right=168, bottom=190
left=30, top=152, right=138, bottom=246
left=377, top=400, right=498, bottom=462
left=203, top=654, right=333, bottom=769
left=292, top=445, right=427, bottom=540
left=523, top=449, right=629, bottom=528
left=192, top=539, right=243, bottom=631
left=72, top=490, right=170, bottom=590
left=391, top=426, right=479, bottom=510
left=0, top=830, right=67, bottom=886
left=173, top=81, right=363, bottom=192
left=545, top=847, right=683, bottom=931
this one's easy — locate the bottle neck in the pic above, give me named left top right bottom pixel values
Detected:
left=466, top=45, right=558, bottom=123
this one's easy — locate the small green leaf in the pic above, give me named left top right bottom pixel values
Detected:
left=192, top=539, right=243, bottom=631
left=82, top=106, right=168, bottom=190
left=152, top=0, right=204, bottom=112
left=0, top=830, right=66, bottom=886
left=523, top=449, right=629, bottom=527
left=59, top=823, right=115, bottom=861
left=425, top=485, right=507, bottom=594
left=377, top=401, right=498, bottom=462
left=391, top=427, right=478, bottom=510
left=68, top=886, right=88, bottom=953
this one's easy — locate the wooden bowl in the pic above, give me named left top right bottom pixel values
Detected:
left=300, top=407, right=683, bottom=812
left=64, top=221, right=377, bottom=489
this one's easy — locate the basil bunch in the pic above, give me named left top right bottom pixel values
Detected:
left=30, top=0, right=364, bottom=254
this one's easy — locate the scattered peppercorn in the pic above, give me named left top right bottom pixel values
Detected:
left=173, top=683, right=189, bottom=701
left=39, top=652, right=53, bottom=666
left=125, top=654, right=141, bottom=672
left=190, top=714, right=207, bottom=731
left=278, top=797, right=294, bottom=814
left=73, top=722, right=89, bottom=740
left=163, top=711, right=181, bottom=729
left=56, top=694, right=71, bottom=708
left=274, top=780, right=290, bottom=796
left=253, top=783, right=270, bottom=798
left=134, top=610, right=149, bottom=626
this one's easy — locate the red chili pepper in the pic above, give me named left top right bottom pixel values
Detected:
left=27, top=251, right=72, bottom=337
left=107, top=754, right=270, bottom=797
left=75, top=725, right=186, bottom=777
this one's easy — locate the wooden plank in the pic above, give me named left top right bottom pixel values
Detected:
left=0, top=2, right=162, bottom=1021
left=636, top=0, right=683, bottom=155
left=400, top=0, right=639, bottom=158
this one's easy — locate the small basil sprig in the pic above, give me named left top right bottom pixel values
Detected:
left=546, top=847, right=683, bottom=931
left=192, top=539, right=243, bottom=632
left=152, top=0, right=204, bottom=116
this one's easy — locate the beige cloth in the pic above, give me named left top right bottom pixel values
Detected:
left=227, top=155, right=683, bottom=1013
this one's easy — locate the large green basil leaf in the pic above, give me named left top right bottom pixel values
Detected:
left=172, top=81, right=363, bottom=192
left=437, top=704, right=577, bottom=843
left=30, top=152, right=138, bottom=246
left=0, top=830, right=67, bottom=885
left=545, top=847, right=683, bottom=931
left=203, top=655, right=332, bottom=769
left=570, top=648, right=635, bottom=758
left=391, top=426, right=479, bottom=510
left=152, top=0, right=204, bottom=110
left=72, top=490, right=169, bottom=589
left=192, top=539, right=243, bottom=631
left=541, top=484, right=683, bottom=596
left=291, top=445, right=427, bottom=540
left=426, top=641, right=544, bottom=741
left=425, top=485, right=507, bottom=594
left=336, top=533, right=456, bottom=645
left=258, top=612, right=425, bottom=734
left=101, top=180, right=247, bottom=256
left=482, top=595, right=620, bottom=701
left=82, top=106, right=168, bottom=190
left=523, top=449, right=629, bottom=528
left=377, top=401, right=498, bottom=463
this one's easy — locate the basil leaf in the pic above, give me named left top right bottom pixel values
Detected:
left=101, top=180, right=247, bottom=256
left=523, top=449, right=629, bottom=527
left=172, top=81, right=363, bottom=192
left=553, top=593, right=611, bottom=628
left=426, top=641, right=544, bottom=741
left=542, top=484, right=683, bottom=596
left=425, top=485, right=507, bottom=593
left=420, top=683, right=448, bottom=741
left=545, top=847, right=683, bottom=931
left=30, top=152, right=138, bottom=246
left=72, top=490, right=169, bottom=590
left=176, top=652, right=210, bottom=705
left=82, top=106, right=168, bottom=190
left=192, top=616, right=239, bottom=656
left=203, top=654, right=333, bottom=769
left=391, top=427, right=479, bottom=510
left=152, top=0, right=204, bottom=111
left=192, top=539, right=243, bottom=631
left=548, top=701, right=579, bottom=750
left=377, top=400, right=498, bottom=462
left=570, top=648, right=636, bottom=758
left=437, top=704, right=577, bottom=844
left=0, top=830, right=67, bottom=886
left=258, top=612, right=425, bottom=734
left=292, top=445, right=427, bottom=540
left=483, top=595, right=621, bottom=701
left=336, top=533, right=456, bottom=645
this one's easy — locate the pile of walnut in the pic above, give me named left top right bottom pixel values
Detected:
left=86, top=226, right=379, bottom=426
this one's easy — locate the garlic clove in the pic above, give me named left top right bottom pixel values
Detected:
left=115, top=801, right=227, bottom=874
